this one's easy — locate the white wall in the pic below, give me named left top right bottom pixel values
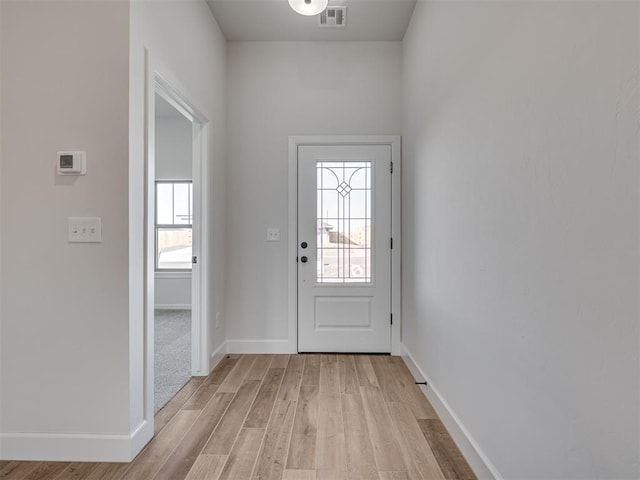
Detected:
left=0, top=0, right=225, bottom=461
left=226, top=42, right=402, bottom=350
left=155, top=115, right=193, bottom=181
left=155, top=114, right=192, bottom=309
left=0, top=0, right=131, bottom=460
left=129, top=0, right=227, bottom=447
left=155, top=274, right=191, bottom=309
left=402, top=1, right=639, bottom=479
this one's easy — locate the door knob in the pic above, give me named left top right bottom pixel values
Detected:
left=300, top=256, right=308, bottom=263
left=301, top=241, right=308, bottom=249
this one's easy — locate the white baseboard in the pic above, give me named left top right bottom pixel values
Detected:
left=1, top=419, right=152, bottom=463
left=400, top=343, right=503, bottom=480
left=129, top=419, right=153, bottom=461
left=209, top=341, right=228, bottom=373
left=154, top=304, right=192, bottom=310
left=226, top=339, right=293, bottom=354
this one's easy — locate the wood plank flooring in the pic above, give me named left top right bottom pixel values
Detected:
left=0, top=355, right=476, bottom=480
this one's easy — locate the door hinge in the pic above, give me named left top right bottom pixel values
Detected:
left=192, top=256, right=198, bottom=264
left=390, top=237, right=393, bottom=249
left=390, top=161, right=394, bottom=174
left=390, top=313, right=393, bottom=325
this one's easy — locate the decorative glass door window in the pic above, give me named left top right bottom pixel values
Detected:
left=316, top=161, right=372, bottom=283
left=156, top=181, right=193, bottom=270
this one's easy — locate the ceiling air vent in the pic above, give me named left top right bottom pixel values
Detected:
left=319, top=6, right=347, bottom=27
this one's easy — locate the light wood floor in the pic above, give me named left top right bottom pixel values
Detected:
left=0, top=354, right=476, bottom=480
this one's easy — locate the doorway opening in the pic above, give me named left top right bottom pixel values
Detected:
left=150, top=75, right=208, bottom=414
left=153, top=94, right=193, bottom=412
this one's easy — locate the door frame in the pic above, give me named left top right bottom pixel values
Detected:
left=131, top=50, right=212, bottom=456
left=153, top=74, right=209, bottom=378
left=143, top=71, right=210, bottom=437
left=287, top=135, right=402, bottom=354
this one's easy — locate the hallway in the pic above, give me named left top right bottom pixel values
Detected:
left=0, top=354, right=475, bottom=480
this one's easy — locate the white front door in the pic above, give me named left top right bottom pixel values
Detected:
left=297, top=144, right=392, bottom=353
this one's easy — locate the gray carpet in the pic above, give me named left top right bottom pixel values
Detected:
left=155, top=309, right=191, bottom=414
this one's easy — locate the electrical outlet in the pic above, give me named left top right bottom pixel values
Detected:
left=68, top=217, right=102, bottom=243
left=266, top=228, right=280, bottom=242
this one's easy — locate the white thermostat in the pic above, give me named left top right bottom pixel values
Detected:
left=57, top=151, right=86, bottom=175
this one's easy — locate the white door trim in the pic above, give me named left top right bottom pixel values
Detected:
left=288, top=135, right=402, bottom=354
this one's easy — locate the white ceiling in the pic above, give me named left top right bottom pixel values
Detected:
left=206, top=0, right=417, bottom=42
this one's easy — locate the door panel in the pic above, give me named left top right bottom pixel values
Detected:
left=298, top=144, right=391, bottom=353
left=315, top=297, right=373, bottom=328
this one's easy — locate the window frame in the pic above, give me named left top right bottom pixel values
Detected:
left=155, top=180, right=193, bottom=272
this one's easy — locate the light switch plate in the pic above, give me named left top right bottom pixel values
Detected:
left=69, top=217, right=102, bottom=243
left=266, top=228, right=280, bottom=242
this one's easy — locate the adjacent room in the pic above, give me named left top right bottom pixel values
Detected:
left=0, top=1, right=638, bottom=479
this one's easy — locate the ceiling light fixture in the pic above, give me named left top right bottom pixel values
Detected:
left=288, top=0, right=329, bottom=16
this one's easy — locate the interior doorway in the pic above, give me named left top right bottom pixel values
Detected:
left=153, top=94, right=194, bottom=412
left=150, top=76, right=208, bottom=414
